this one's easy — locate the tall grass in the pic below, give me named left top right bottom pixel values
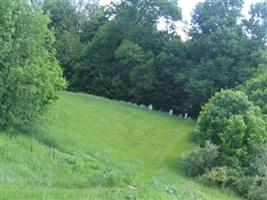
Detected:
left=0, top=91, right=241, bottom=199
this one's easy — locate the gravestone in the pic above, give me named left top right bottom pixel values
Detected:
left=184, top=113, right=188, bottom=119
left=148, top=104, right=153, bottom=110
left=197, top=117, right=201, bottom=124
left=169, top=109, right=173, bottom=115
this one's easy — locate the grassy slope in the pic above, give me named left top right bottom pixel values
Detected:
left=0, top=91, right=242, bottom=199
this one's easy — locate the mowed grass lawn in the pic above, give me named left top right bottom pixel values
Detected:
left=0, top=91, right=242, bottom=199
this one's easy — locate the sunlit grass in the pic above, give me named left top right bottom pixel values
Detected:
left=0, top=91, right=242, bottom=199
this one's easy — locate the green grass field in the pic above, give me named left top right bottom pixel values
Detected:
left=0, top=91, right=242, bottom=199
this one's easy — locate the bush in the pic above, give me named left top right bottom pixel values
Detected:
left=235, top=176, right=254, bottom=197
left=241, top=71, right=267, bottom=115
left=0, top=1, right=66, bottom=129
left=249, top=148, right=267, bottom=176
left=201, top=166, right=241, bottom=188
left=189, top=90, right=267, bottom=199
left=248, top=176, right=267, bottom=200
left=182, top=141, right=218, bottom=176
left=197, top=90, right=267, bottom=167
left=201, top=167, right=229, bottom=187
left=93, top=168, right=132, bottom=187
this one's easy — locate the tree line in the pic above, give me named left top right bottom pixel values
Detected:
left=42, top=0, right=266, bottom=117
left=0, top=0, right=264, bottom=127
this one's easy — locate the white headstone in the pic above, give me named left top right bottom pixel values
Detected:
left=178, top=114, right=182, bottom=118
left=169, top=109, right=173, bottom=115
left=184, top=113, right=188, bottom=119
left=188, top=116, right=191, bottom=120
left=148, top=104, right=153, bottom=110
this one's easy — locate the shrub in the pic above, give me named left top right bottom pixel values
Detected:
left=93, top=168, right=132, bottom=187
left=248, top=176, right=267, bottom=200
left=197, top=90, right=267, bottom=167
left=249, top=148, right=267, bottom=176
left=191, top=90, right=267, bottom=198
left=235, top=176, right=254, bottom=197
left=0, top=0, right=66, bottom=129
left=182, top=141, right=218, bottom=176
left=201, top=166, right=241, bottom=188
left=241, top=72, right=267, bottom=115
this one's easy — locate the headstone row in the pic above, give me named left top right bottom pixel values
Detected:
left=127, top=101, right=192, bottom=120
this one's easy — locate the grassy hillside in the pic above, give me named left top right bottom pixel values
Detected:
left=0, top=91, right=241, bottom=199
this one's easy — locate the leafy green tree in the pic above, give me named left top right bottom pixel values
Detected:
left=75, top=0, right=182, bottom=103
left=240, top=56, right=267, bottom=115
left=0, top=0, right=66, bottom=129
left=73, top=21, right=124, bottom=97
left=107, top=0, right=181, bottom=27
left=242, top=1, right=267, bottom=72
left=241, top=74, right=267, bottom=115
left=149, top=38, right=186, bottom=111
left=129, top=51, right=156, bottom=103
left=42, top=0, right=90, bottom=81
left=184, top=0, right=256, bottom=116
left=114, top=40, right=145, bottom=99
left=243, top=1, right=267, bottom=50
left=79, top=1, right=106, bottom=44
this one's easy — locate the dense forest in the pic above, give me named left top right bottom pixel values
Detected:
left=42, top=0, right=266, bottom=117
left=0, top=0, right=266, bottom=199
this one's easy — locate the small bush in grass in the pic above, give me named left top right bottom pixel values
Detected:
left=93, top=168, right=132, bottom=187
left=182, top=141, right=218, bottom=176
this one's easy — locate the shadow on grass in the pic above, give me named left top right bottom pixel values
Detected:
left=14, top=119, right=62, bottom=151
left=164, top=156, right=187, bottom=177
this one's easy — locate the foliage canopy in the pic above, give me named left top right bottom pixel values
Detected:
left=0, top=0, right=65, bottom=129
